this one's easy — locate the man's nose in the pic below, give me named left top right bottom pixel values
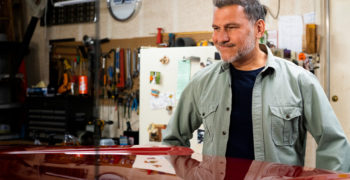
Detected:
left=216, top=30, right=229, bottom=43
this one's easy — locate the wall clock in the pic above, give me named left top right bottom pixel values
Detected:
left=107, top=0, right=142, bottom=21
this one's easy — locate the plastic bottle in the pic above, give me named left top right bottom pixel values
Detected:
left=79, top=59, right=88, bottom=95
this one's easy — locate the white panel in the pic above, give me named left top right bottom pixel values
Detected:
left=139, top=46, right=218, bottom=153
left=330, top=0, right=350, bottom=140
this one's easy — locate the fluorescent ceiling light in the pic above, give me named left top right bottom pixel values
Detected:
left=54, top=0, right=96, bottom=7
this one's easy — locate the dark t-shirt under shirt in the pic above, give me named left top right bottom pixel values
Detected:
left=225, top=64, right=264, bottom=160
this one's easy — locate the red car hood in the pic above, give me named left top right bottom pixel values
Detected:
left=0, top=145, right=349, bottom=180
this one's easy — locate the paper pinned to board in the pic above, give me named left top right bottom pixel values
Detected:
left=150, top=92, right=175, bottom=110
left=132, top=155, right=176, bottom=174
left=176, top=59, right=191, bottom=99
left=278, top=16, right=303, bottom=52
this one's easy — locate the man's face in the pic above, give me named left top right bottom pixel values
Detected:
left=212, top=5, right=257, bottom=63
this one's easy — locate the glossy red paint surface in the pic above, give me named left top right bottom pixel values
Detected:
left=0, top=145, right=194, bottom=156
left=0, top=145, right=349, bottom=180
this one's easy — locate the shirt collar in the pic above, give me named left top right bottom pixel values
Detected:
left=219, top=44, right=277, bottom=75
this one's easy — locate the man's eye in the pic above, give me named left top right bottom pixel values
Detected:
left=212, top=27, right=220, bottom=31
left=227, top=26, right=238, bottom=29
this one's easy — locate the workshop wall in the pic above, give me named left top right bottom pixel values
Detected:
left=262, top=0, right=319, bottom=30
left=26, top=0, right=317, bottom=86
left=25, top=0, right=318, bottom=87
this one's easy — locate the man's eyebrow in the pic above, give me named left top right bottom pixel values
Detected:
left=225, top=22, right=240, bottom=26
left=212, top=22, right=240, bottom=27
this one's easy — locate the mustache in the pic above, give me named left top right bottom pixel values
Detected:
left=217, top=42, right=236, bottom=47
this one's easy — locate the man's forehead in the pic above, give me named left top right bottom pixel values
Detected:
left=212, top=5, right=250, bottom=24
left=214, top=3, right=244, bottom=8
left=213, top=4, right=245, bottom=11
left=213, top=5, right=247, bottom=18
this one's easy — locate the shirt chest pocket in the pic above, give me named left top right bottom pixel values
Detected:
left=201, top=103, right=219, bottom=142
left=270, top=106, right=302, bottom=146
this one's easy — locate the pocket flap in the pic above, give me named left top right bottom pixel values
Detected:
left=201, top=103, right=219, bottom=118
left=270, top=106, right=302, bottom=120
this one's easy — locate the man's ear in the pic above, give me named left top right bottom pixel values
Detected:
left=255, top=19, right=266, bottom=39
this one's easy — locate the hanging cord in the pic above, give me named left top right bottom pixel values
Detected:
left=266, top=0, right=281, bottom=19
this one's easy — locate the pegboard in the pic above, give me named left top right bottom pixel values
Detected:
left=40, top=0, right=95, bottom=26
left=49, top=31, right=213, bottom=100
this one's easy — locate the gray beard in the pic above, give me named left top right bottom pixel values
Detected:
left=223, top=35, right=256, bottom=63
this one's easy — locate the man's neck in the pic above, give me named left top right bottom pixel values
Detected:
left=232, top=44, right=267, bottom=71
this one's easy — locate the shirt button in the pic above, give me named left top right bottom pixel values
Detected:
left=286, top=114, right=290, bottom=119
left=226, top=107, right=230, bottom=111
left=202, top=113, right=205, bottom=116
left=222, top=131, right=226, bottom=135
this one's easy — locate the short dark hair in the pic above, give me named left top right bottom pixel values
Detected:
left=213, top=0, right=267, bottom=22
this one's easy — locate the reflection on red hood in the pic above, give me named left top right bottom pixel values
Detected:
left=0, top=145, right=349, bottom=180
left=0, top=145, right=194, bottom=156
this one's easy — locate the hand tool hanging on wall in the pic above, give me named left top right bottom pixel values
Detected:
left=117, top=48, right=125, bottom=88
left=99, top=54, right=109, bottom=124
left=123, top=98, right=127, bottom=119
left=115, top=49, right=120, bottom=84
left=108, top=66, right=114, bottom=92
left=132, top=49, right=139, bottom=78
left=110, top=49, right=120, bottom=98
left=127, top=95, right=131, bottom=119
left=114, top=49, right=120, bottom=85
left=100, top=55, right=108, bottom=98
left=108, top=48, right=117, bottom=99
left=122, top=97, right=127, bottom=131
left=131, top=93, right=138, bottom=112
left=125, top=48, right=133, bottom=89
left=109, top=48, right=120, bottom=130
left=107, top=91, right=113, bottom=123
left=108, top=49, right=115, bottom=84
left=136, top=90, right=140, bottom=115
left=117, top=99, right=122, bottom=129
left=106, top=52, right=113, bottom=123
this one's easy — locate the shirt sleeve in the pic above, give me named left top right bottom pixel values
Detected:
left=300, top=72, right=350, bottom=172
left=162, top=80, right=202, bottom=147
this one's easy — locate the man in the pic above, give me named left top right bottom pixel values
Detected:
left=163, top=0, right=350, bottom=172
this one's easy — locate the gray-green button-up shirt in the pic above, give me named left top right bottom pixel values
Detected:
left=163, top=44, right=350, bottom=172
